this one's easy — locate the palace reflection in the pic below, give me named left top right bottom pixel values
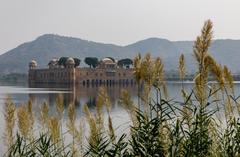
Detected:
left=28, top=83, right=138, bottom=111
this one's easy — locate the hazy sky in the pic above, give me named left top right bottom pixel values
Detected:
left=0, top=0, right=240, bottom=54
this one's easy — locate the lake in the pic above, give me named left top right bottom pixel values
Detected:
left=1, top=82, right=240, bottom=154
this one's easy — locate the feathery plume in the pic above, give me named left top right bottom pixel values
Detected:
left=205, top=55, right=225, bottom=89
left=56, top=94, right=64, bottom=119
left=141, top=53, right=154, bottom=85
left=153, top=57, right=165, bottom=89
left=223, top=65, right=234, bottom=93
left=39, top=102, right=49, bottom=129
left=108, top=115, right=115, bottom=142
left=133, top=54, right=142, bottom=84
left=194, top=73, right=204, bottom=102
left=193, top=20, right=214, bottom=105
left=97, top=87, right=111, bottom=113
left=48, top=116, right=60, bottom=143
left=142, top=83, right=151, bottom=113
left=119, top=90, right=137, bottom=127
left=178, top=54, right=186, bottom=80
left=193, top=19, right=213, bottom=71
left=95, top=88, right=105, bottom=129
left=76, top=118, right=85, bottom=156
left=67, top=103, right=77, bottom=154
left=27, top=99, right=34, bottom=137
left=119, top=89, right=134, bottom=111
left=17, top=106, right=31, bottom=139
left=84, top=105, right=98, bottom=146
left=4, top=96, right=16, bottom=148
left=67, top=103, right=76, bottom=132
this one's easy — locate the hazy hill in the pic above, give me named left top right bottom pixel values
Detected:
left=126, top=37, right=181, bottom=58
left=0, top=34, right=240, bottom=74
left=0, top=34, right=132, bottom=73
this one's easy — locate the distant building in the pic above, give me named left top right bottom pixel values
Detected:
left=28, top=57, right=136, bottom=86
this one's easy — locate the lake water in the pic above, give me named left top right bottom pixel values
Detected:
left=1, top=82, right=240, bottom=154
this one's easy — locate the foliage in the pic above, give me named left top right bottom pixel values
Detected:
left=58, top=57, right=68, bottom=67
left=4, top=133, right=71, bottom=157
left=73, top=58, right=81, bottom=67
left=84, top=57, right=99, bottom=68
left=0, top=73, right=27, bottom=83
left=117, top=58, right=133, bottom=68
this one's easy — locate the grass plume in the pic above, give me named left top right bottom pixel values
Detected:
left=4, top=97, right=16, bottom=149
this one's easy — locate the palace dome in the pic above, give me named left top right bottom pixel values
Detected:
left=66, top=57, right=75, bottom=65
left=48, top=59, right=58, bottom=65
left=102, top=57, right=114, bottom=64
left=29, top=60, right=37, bottom=67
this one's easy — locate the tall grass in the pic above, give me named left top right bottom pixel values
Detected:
left=3, top=20, right=240, bottom=156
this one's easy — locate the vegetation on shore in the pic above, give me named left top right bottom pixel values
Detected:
left=3, top=20, right=240, bottom=156
left=0, top=73, right=28, bottom=84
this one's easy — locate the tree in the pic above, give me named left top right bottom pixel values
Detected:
left=73, top=58, right=81, bottom=67
left=117, top=58, right=133, bottom=68
left=58, top=57, right=68, bottom=67
left=84, top=57, right=99, bottom=68
left=91, top=58, right=99, bottom=68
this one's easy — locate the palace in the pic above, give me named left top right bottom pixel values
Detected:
left=28, top=57, right=136, bottom=86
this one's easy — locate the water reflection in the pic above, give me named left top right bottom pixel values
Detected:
left=29, top=83, right=138, bottom=113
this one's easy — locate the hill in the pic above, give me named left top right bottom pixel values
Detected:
left=0, top=34, right=239, bottom=74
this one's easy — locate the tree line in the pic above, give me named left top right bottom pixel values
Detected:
left=50, top=57, right=133, bottom=68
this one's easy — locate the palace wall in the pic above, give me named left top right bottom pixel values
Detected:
left=29, top=67, right=75, bottom=84
left=75, top=68, right=135, bottom=85
left=29, top=67, right=135, bottom=85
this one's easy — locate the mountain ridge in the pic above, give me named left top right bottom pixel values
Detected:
left=1, top=34, right=240, bottom=74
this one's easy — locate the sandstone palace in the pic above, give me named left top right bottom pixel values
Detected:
left=28, top=57, right=136, bottom=86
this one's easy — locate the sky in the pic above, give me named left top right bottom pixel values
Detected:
left=0, top=0, right=240, bottom=54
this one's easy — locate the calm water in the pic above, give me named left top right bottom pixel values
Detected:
left=1, top=82, right=240, bottom=154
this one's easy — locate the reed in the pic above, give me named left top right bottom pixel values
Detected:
left=178, top=54, right=186, bottom=81
left=56, top=94, right=64, bottom=120
left=48, top=116, right=60, bottom=143
left=17, top=106, right=31, bottom=139
left=4, top=97, right=16, bottom=149
left=39, top=101, right=49, bottom=130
